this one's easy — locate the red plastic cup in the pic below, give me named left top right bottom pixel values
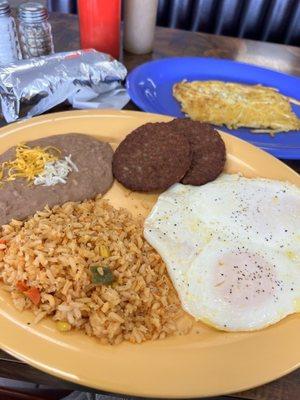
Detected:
left=78, top=0, right=121, bottom=59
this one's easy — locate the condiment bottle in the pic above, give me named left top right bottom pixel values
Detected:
left=78, top=0, right=121, bottom=60
left=0, top=1, right=22, bottom=65
left=18, top=2, right=54, bottom=59
left=124, top=0, right=158, bottom=54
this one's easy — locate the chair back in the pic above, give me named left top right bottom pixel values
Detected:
left=157, top=0, right=300, bottom=45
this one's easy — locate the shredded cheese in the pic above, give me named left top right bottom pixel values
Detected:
left=0, top=145, right=78, bottom=187
left=34, top=154, right=78, bottom=186
left=0, top=144, right=60, bottom=183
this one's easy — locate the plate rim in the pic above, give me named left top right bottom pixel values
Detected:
left=0, top=109, right=299, bottom=399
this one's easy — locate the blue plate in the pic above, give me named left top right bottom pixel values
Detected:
left=126, top=57, right=300, bottom=159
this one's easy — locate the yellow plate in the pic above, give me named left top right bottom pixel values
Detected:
left=0, top=110, right=299, bottom=398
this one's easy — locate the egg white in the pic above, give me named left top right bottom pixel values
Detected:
left=144, top=174, right=300, bottom=331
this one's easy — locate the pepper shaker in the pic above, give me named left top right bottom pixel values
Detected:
left=0, top=1, right=22, bottom=65
left=18, top=2, right=54, bottom=59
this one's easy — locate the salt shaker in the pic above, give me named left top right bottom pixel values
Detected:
left=124, top=0, right=158, bottom=54
left=18, top=2, right=54, bottom=59
left=0, top=1, right=22, bottom=65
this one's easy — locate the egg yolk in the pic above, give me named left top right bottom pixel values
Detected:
left=213, top=251, right=279, bottom=308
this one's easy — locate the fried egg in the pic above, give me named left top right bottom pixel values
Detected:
left=144, top=174, right=300, bottom=331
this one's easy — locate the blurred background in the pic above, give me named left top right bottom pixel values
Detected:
left=9, top=0, right=300, bottom=46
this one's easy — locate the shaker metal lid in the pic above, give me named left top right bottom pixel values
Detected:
left=0, top=1, right=10, bottom=17
left=18, top=2, right=48, bottom=22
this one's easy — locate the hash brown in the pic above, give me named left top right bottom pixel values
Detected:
left=173, top=80, right=300, bottom=134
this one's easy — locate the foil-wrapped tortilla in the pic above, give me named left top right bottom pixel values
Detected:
left=0, top=49, right=129, bottom=123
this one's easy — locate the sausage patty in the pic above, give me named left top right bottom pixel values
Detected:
left=169, top=119, right=226, bottom=185
left=113, top=122, right=191, bottom=191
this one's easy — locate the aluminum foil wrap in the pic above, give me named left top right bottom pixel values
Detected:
left=0, top=49, right=129, bottom=123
